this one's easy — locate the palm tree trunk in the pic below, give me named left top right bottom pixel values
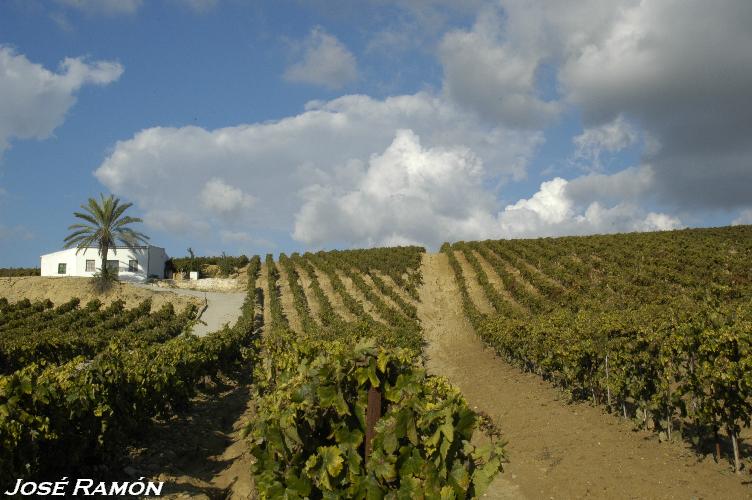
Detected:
left=101, top=243, right=109, bottom=276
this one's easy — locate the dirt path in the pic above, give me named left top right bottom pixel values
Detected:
left=258, top=263, right=271, bottom=329
left=361, top=271, right=406, bottom=317
left=453, top=250, right=494, bottom=314
left=276, top=262, right=302, bottom=334
left=417, top=252, right=750, bottom=499
left=370, top=270, right=417, bottom=305
left=471, top=249, right=524, bottom=313
left=125, top=381, right=255, bottom=500
left=296, top=262, right=322, bottom=326
left=136, top=284, right=246, bottom=337
left=311, top=264, right=356, bottom=322
left=335, top=269, right=387, bottom=325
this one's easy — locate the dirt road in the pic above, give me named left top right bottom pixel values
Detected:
left=417, top=252, right=750, bottom=499
left=136, top=284, right=246, bottom=337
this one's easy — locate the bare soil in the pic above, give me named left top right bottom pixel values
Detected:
left=295, top=262, right=322, bottom=326
left=360, top=270, right=406, bottom=317
left=453, top=250, right=494, bottom=314
left=257, top=263, right=271, bottom=329
left=418, top=252, right=751, bottom=499
left=311, top=264, right=356, bottom=322
left=126, top=379, right=256, bottom=500
left=275, top=262, right=302, bottom=334
left=0, top=276, right=200, bottom=312
left=471, top=249, right=525, bottom=313
left=335, top=269, right=387, bottom=325
left=369, top=269, right=417, bottom=305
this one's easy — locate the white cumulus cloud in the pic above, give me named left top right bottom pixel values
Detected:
left=284, top=27, right=358, bottom=90
left=497, top=177, right=683, bottom=238
left=293, top=129, right=497, bottom=248
left=0, top=46, right=123, bottom=154
left=94, top=91, right=542, bottom=247
left=200, top=178, right=256, bottom=216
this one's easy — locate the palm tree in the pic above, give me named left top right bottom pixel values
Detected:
left=63, top=194, right=149, bottom=279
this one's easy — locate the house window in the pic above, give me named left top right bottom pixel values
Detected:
left=106, top=260, right=119, bottom=275
left=128, top=260, right=138, bottom=272
left=57, top=263, right=66, bottom=275
left=85, top=260, right=95, bottom=272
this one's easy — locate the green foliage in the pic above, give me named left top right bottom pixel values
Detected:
left=444, top=225, right=752, bottom=470
left=249, top=249, right=505, bottom=497
left=0, top=297, right=196, bottom=374
left=0, top=256, right=262, bottom=483
left=0, top=268, right=40, bottom=277
left=63, top=194, right=149, bottom=276
left=247, top=341, right=505, bottom=498
left=169, top=253, right=250, bottom=276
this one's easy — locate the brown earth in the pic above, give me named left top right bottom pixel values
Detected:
left=370, top=269, right=417, bottom=305
left=453, top=250, right=494, bottom=314
left=471, top=249, right=525, bottom=313
left=296, top=262, right=322, bottom=326
left=126, top=379, right=256, bottom=500
left=335, top=269, right=387, bottom=325
left=275, top=262, right=302, bottom=334
left=360, top=270, right=407, bottom=317
left=418, top=252, right=751, bottom=499
left=483, top=249, right=541, bottom=298
left=0, top=276, right=200, bottom=312
left=310, top=264, right=356, bottom=322
left=257, top=263, right=271, bottom=330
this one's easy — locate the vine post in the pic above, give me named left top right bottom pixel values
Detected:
left=365, top=385, right=382, bottom=462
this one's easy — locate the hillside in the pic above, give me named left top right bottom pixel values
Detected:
left=2, top=226, right=752, bottom=497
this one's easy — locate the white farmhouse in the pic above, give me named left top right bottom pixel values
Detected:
left=40, top=245, right=169, bottom=281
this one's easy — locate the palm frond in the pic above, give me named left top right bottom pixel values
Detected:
left=64, top=193, right=150, bottom=260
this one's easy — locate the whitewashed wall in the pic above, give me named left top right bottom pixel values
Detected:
left=40, top=246, right=168, bottom=281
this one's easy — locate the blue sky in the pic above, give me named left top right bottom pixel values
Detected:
left=1, top=0, right=751, bottom=266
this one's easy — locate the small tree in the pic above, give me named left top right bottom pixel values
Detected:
left=63, top=194, right=149, bottom=288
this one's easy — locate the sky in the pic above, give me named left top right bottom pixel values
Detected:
left=1, top=0, right=751, bottom=266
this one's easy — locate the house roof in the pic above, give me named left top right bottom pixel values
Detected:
left=40, top=245, right=165, bottom=258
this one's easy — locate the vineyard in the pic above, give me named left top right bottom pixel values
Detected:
left=0, top=248, right=504, bottom=497
left=247, top=249, right=504, bottom=496
left=0, top=256, right=262, bottom=484
left=443, top=225, right=752, bottom=475
left=2, top=226, right=752, bottom=497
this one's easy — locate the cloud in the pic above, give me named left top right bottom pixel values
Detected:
left=200, top=178, right=256, bottom=215
left=0, top=46, right=123, bottom=155
left=294, top=129, right=497, bottom=248
left=732, top=209, right=752, bottom=226
left=293, top=133, right=683, bottom=249
left=572, top=114, right=640, bottom=170
left=219, top=230, right=276, bottom=248
left=144, top=209, right=210, bottom=236
left=439, top=8, right=560, bottom=128
left=555, top=0, right=752, bottom=210
left=54, top=0, right=143, bottom=15
left=94, top=91, right=542, bottom=247
left=284, top=27, right=358, bottom=90
left=496, top=177, right=683, bottom=238
left=564, top=165, right=655, bottom=207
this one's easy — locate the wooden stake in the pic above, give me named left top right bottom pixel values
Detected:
left=729, top=428, right=741, bottom=474
left=605, top=355, right=611, bottom=408
left=715, top=429, right=722, bottom=463
left=365, top=386, right=382, bottom=462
